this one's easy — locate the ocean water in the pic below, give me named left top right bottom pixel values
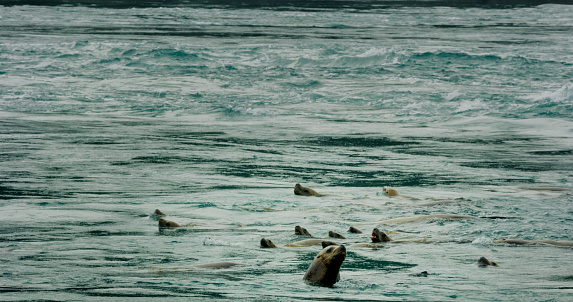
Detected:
left=1, top=1, right=573, bottom=301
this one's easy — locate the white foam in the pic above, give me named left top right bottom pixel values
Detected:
left=472, top=236, right=495, bottom=245
left=522, top=83, right=573, bottom=103
left=202, top=237, right=244, bottom=247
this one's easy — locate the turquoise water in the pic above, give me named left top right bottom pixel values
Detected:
left=1, top=1, right=572, bottom=301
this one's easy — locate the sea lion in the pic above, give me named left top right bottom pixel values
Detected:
left=303, top=244, right=347, bottom=287
left=147, top=262, right=241, bottom=270
left=518, top=187, right=571, bottom=192
left=189, top=262, right=242, bottom=269
left=382, top=187, right=467, bottom=204
left=260, top=238, right=278, bottom=248
left=328, top=231, right=346, bottom=239
left=355, top=214, right=515, bottom=225
left=390, top=200, right=460, bottom=207
left=383, top=186, right=414, bottom=198
left=353, top=214, right=475, bottom=225
left=158, top=218, right=182, bottom=228
left=295, top=225, right=312, bottom=237
left=285, top=239, right=325, bottom=247
left=295, top=184, right=322, bottom=196
left=322, top=241, right=339, bottom=248
left=371, top=228, right=392, bottom=243
left=478, top=257, right=499, bottom=267
left=261, top=226, right=346, bottom=248
left=494, top=239, right=573, bottom=247
left=150, top=209, right=167, bottom=221
left=348, top=226, right=362, bottom=234
left=294, top=184, right=347, bottom=197
left=347, top=228, right=431, bottom=248
left=260, top=238, right=326, bottom=248
left=148, top=261, right=270, bottom=271
left=411, top=271, right=429, bottom=277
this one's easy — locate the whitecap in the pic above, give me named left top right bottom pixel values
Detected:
left=472, top=236, right=495, bottom=245
left=202, top=237, right=244, bottom=247
left=443, top=90, right=463, bottom=102
left=523, top=83, right=573, bottom=103
left=454, top=98, right=489, bottom=113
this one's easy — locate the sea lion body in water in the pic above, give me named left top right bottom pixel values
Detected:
left=285, top=239, right=326, bottom=247
left=303, top=245, right=347, bottom=287
left=147, top=262, right=241, bottom=270
left=353, top=214, right=476, bottom=225
left=518, top=187, right=571, bottom=192
left=495, top=239, right=573, bottom=247
left=354, top=214, right=516, bottom=225
left=188, top=262, right=242, bottom=269
left=478, top=257, right=499, bottom=267
left=147, top=261, right=271, bottom=271
left=391, top=200, right=461, bottom=207
left=157, top=218, right=202, bottom=228
left=261, top=238, right=331, bottom=248
left=158, top=219, right=183, bottom=228
left=382, top=187, right=467, bottom=206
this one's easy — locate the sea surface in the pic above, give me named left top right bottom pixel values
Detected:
left=1, top=1, right=573, bottom=301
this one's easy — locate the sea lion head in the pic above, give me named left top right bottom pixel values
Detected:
left=348, top=226, right=362, bottom=234
left=383, top=186, right=400, bottom=197
left=294, top=184, right=321, bottom=196
left=371, top=228, right=392, bottom=243
left=260, top=238, right=277, bottom=248
left=478, top=257, right=498, bottom=267
left=321, top=241, right=339, bottom=248
left=154, top=209, right=166, bottom=216
left=328, top=231, right=346, bottom=239
left=295, top=225, right=312, bottom=237
left=303, top=244, right=347, bottom=287
left=158, top=219, right=182, bottom=228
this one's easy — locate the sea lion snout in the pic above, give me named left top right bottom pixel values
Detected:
left=325, top=244, right=346, bottom=259
left=337, top=244, right=346, bottom=256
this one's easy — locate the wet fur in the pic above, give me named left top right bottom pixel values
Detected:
left=303, top=245, right=346, bottom=286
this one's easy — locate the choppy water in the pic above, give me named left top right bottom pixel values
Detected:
left=1, top=1, right=573, bottom=301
